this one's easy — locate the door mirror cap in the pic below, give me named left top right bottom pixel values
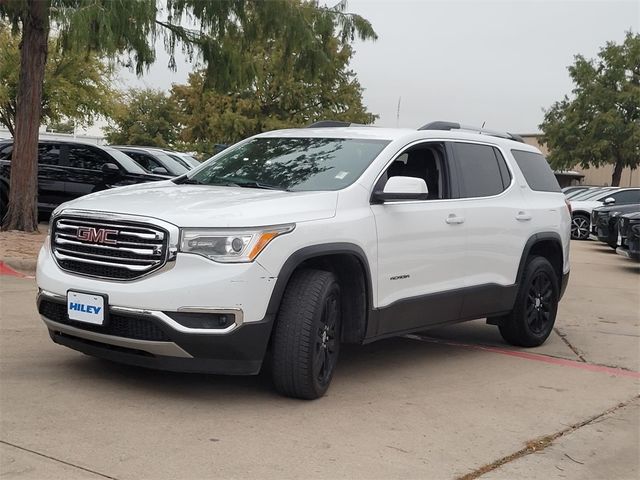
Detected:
left=102, top=163, right=120, bottom=175
left=603, top=197, right=616, bottom=205
left=372, top=176, right=429, bottom=203
left=152, top=166, right=169, bottom=175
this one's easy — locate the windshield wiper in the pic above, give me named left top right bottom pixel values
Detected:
left=233, top=180, right=287, bottom=191
left=173, top=176, right=203, bottom=185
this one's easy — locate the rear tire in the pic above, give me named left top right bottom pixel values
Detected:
left=571, top=214, right=590, bottom=240
left=271, top=269, right=341, bottom=400
left=499, top=256, right=559, bottom=347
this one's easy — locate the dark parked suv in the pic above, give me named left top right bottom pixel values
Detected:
left=0, top=140, right=169, bottom=217
left=591, top=203, right=640, bottom=248
left=617, top=212, right=640, bottom=261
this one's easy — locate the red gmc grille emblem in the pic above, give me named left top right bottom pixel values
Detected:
left=76, top=226, right=118, bottom=245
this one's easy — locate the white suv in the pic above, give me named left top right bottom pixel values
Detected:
left=36, top=121, right=571, bottom=399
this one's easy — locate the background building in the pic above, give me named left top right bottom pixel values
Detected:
left=520, top=134, right=638, bottom=187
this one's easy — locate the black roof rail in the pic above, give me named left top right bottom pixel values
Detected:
left=307, top=120, right=363, bottom=128
left=418, top=121, right=524, bottom=143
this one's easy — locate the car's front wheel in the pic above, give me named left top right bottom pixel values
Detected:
left=499, top=256, right=559, bottom=347
left=271, top=269, right=341, bottom=399
left=571, top=214, right=590, bottom=240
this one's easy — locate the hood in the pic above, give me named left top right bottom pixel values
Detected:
left=593, top=203, right=640, bottom=215
left=570, top=200, right=602, bottom=212
left=59, top=181, right=338, bottom=227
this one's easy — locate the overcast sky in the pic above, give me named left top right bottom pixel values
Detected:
left=118, top=0, right=638, bottom=135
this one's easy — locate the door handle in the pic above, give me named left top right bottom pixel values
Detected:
left=445, top=214, right=465, bottom=225
left=516, top=211, right=532, bottom=221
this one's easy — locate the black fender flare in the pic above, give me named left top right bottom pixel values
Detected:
left=265, top=242, right=374, bottom=317
left=515, top=231, right=565, bottom=286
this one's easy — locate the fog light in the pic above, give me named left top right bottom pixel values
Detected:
left=165, top=311, right=235, bottom=329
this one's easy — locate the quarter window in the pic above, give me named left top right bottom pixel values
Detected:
left=511, top=149, right=561, bottom=192
left=453, top=142, right=506, bottom=198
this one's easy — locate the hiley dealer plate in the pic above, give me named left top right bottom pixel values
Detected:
left=67, top=291, right=105, bottom=325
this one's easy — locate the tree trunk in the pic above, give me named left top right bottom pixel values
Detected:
left=2, top=0, right=50, bottom=232
left=611, top=160, right=624, bottom=187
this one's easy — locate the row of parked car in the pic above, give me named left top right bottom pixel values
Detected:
left=564, top=185, right=640, bottom=261
left=0, top=139, right=214, bottom=218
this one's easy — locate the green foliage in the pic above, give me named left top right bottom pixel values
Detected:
left=170, top=29, right=377, bottom=154
left=540, top=32, right=640, bottom=185
left=46, top=119, right=74, bottom=134
left=0, top=23, right=115, bottom=135
left=103, top=89, right=179, bottom=148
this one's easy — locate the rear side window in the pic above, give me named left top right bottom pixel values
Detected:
left=38, top=144, right=62, bottom=165
left=511, top=149, right=561, bottom=192
left=0, top=144, right=12, bottom=160
left=68, top=146, right=109, bottom=170
left=453, top=142, right=506, bottom=198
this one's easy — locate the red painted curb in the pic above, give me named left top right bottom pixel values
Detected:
left=407, top=334, right=640, bottom=379
left=0, top=261, right=31, bottom=278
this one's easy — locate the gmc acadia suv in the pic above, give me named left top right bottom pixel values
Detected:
left=36, top=121, right=571, bottom=399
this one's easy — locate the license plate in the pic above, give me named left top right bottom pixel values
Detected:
left=67, top=291, right=105, bottom=325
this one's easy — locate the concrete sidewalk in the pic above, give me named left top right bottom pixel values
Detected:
left=0, top=240, right=638, bottom=479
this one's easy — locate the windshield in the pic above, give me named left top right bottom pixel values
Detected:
left=103, top=147, right=148, bottom=174
left=574, top=188, right=616, bottom=201
left=186, top=137, right=390, bottom=191
left=151, top=150, right=189, bottom=175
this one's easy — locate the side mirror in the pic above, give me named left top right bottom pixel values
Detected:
left=152, top=166, right=169, bottom=175
left=102, top=163, right=120, bottom=176
left=372, top=176, right=429, bottom=203
left=603, top=197, right=616, bottom=205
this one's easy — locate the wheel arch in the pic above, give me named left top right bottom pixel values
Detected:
left=516, top=232, right=564, bottom=288
left=266, top=243, right=374, bottom=344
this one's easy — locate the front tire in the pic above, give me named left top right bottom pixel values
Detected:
left=571, top=214, right=590, bottom=240
left=271, top=269, right=341, bottom=399
left=499, top=256, right=559, bottom=347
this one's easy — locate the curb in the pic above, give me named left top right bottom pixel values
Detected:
left=0, top=258, right=37, bottom=277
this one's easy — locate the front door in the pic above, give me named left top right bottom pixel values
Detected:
left=370, top=141, right=467, bottom=336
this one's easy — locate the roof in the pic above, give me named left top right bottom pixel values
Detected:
left=256, top=126, right=539, bottom=151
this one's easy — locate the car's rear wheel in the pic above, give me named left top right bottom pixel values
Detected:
left=499, top=256, right=559, bottom=347
left=571, top=214, right=590, bottom=240
left=271, top=269, right=341, bottom=399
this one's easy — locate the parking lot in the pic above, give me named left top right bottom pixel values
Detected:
left=0, top=240, right=638, bottom=479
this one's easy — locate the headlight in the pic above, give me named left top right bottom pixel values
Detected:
left=179, top=224, right=295, bottom=262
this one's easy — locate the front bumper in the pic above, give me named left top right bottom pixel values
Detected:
left=38, top=291, right=273, bottom=374
left=36, top=238, right=279, bottom=374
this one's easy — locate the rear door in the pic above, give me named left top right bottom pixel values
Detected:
left=63, top=144, right=116, bottom=200
left=449, top=141, right=529, bottom=316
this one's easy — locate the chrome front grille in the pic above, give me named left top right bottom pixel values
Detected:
left=51, top=216, right=169, bottom=280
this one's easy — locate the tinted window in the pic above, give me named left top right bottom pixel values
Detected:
left=493, top=148, right=512, bottom=189
left=67, top=146, right=109, bottom=170
left=189, top=137, right=390, bottom=191
left=608, top=189, right=640, bottom=204
left=126, top=151, right=162, bottom=172
left=38, top=143, right=62, bottom=165
left=454, top=142, right=505, bottom=198
left=101, top=147, right=147, bottom=174
left=511, top=149, right=561, bottom=192
left=0, top=144, right=12, bottom=160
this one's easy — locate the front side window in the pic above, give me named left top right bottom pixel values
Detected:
left=608, top=189, right=640, bottom=204
left=378, top=142, right=449, bottom=200
left=188, top=137, right=390, bottom=191
left=454, top=142, right=506, bottom=198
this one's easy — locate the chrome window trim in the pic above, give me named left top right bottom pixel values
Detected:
left=368, top=138, right=517, bottom=204
left=38, top=289, right=244, bottom=335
